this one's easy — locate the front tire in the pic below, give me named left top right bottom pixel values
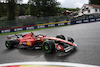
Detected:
left=68, top=37, right=74, bottom=43
left=42, top=40, right=55, bottom=53
left=56, top=35, right=65, bottom=40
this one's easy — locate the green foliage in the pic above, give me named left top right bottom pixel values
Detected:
left=7, top=0, right=26, bottom=20
left=67, top=8, right=79, bottom=11
left=57, top=7, right=66, bottom=13
left=0, top=3, right=7, bottom=17
left=89, top=0, right=100, bottom=5
left=19, top=5, right=26, bottom=16
left=16, top=5, right=20, bottom=16
left=0, top=0, right=79, bottom=21
left=7, top=0, right=16, bottom=20
left=28, top=0, right=60, bottom=17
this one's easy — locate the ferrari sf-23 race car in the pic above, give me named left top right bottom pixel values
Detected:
left=5, top=32, right=77, bottom=53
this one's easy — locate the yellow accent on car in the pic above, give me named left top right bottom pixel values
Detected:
left=27, top=41, right=31, bottom=45
left=41, top=39, right=44, bottom=41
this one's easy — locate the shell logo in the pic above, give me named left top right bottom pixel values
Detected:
left=27, top=41, right=31, bottom=46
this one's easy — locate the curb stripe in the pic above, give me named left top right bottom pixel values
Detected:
left=0, top=62, right=99, bottom=67
left=1, top=65, right=20, bottom=67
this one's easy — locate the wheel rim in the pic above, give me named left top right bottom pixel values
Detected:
left=45, top=45, right=49, bottom=50
left=43, top=41, right=52, bottom=53
left=6, top=43, right=9, bottom=47
left=44, top=44, right=51, bottom=53
left=5, top=41, right=10, bottom=48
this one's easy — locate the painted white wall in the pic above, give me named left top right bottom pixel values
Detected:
left=78, top=4, right=100, bottom=16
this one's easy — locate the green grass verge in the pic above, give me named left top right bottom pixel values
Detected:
left=0, top=25, right=71, bottom=36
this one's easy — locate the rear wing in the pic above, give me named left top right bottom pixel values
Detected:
left=7, top=32, right=33, bottom=39
left=7, top=34, right=22, bottom=39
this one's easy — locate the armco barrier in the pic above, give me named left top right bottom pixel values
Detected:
left=0, top=21, right=71, bottom=34
left=71, top=17, right=100, bottom=25
left=0, top=17, right=100, bottom=34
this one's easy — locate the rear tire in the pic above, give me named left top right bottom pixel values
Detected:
left=56, top=35, right=65, bottom=40
left=5, top=40, right=17, bottom=49
left=42, top=40, right=55, bottom=53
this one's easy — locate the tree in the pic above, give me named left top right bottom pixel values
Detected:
left=28, top=0, right=60, bottom=17
left=7, top=0, right=16, bottom=20
left=28, top=0, right=42, bottom=17
left=0, top=2, right=2, bottom=17
left=19, top=6, right=25, bottom=16
left=89, top=0, right=100, bottom=5
left=41, top=0, right=60, bottom=17
left=0, top=2, right=7, bottom=17
left=7, top=0, right=23, bottom=20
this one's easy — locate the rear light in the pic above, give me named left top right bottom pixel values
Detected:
left=7, top=36, right=11, bottom=39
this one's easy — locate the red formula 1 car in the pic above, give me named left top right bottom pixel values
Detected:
left=5, top=32, right=77, bottom=53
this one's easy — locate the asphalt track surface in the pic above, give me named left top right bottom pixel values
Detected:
left=0, top=22, right=100, bottom=66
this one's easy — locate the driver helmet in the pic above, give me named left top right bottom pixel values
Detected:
left=31, top=32, right=34, bottom=35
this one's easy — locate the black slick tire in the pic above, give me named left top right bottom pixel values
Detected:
left=56, top=35, right=66, bottom=40
left=42, top=40, right=55, bottom=53
left=5, top=40, right=16, bottom=49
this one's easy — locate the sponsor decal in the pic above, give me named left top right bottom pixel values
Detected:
left=27, top=41, right=31, bottom=46
left=26, top=27, right=34, bottom=30
left=37, top=25, right=45, bottom=29
left=48, top=24, right=55, bottom=27
left=14, top=28, right=23, bottom=32
left=67, top=22, right=71, bottom=25
left=76, top=21, right=82, bottom=24
left=83, top=20, right=89, bottom=22
left=96, top=18, right=100, bottom=21
left=90, top=19, right=95, bottom=22
left=58, top=23, right=65, bottom=26
left=1, top=29, right=10, bottom=33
